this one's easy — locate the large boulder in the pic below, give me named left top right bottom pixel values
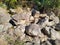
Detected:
left=12, top=11, right=31, bottom=25
left=25, top=24, right=43, bottom=37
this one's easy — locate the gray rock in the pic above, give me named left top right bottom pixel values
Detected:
left=12, top=11, right=31, bottom=25
left=41, top=41, right=52, bottom=45
left=32, top=37, right=40, bottom=45
left=41, top=26, right=51, bottom=37
left=55, top=23, right=60, bottom=31
left=0, top=7, right=11, bottom=24
left=37, top=16, right=47, bottom=27
left=3, top=23, right=12, bottom=31
left=25, top=24, right=42, bottom=37
left=37, top=16, right=55, bottom=27
left=51, top=28, right=60, bottom=40
left=0, top=25, right=4, bottom=32
left=49, top=12, right=59, bottom=24
left=24, top=42, right=33, bottom=45
left=0, top=13, right=11, bottom=24
left=14, top=24, right=25, bottom=40
left=55, top=40, right=60, bottom=45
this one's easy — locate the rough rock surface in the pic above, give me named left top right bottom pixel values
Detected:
left=0, top=7, right=60, bottom=45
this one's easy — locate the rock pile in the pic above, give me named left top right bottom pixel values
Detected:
left=0, top=7, right=60, bottom=45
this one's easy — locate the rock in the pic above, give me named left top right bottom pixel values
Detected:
left=7, top=28, right=14, bottom=36
left=55, top=40, right=60, bottom=45
left=37, top=15, right=55, bottom=26
left=12, top=11, right=31, bottom=25
left=32, top=37, right=40, bottom=45
left=37, top=17, right=46, bottom=27
left=0, top=37, right=8, bottom=45
left=48, top=39, right=56, bottom=45
left=0, top=7, right=11, bottom=24
left=51, top=28, right=60, bottom=40
left=29, top=16, right=34, bottom=23
left=45, top=26, right=51, bottom=34
left=3, top=23, right=12, bottom=31
left=0, top=7, right=8, bottom=13
left=31, top=9, right=36, bottom=16
left=9, top=19, right=17, bottom=26
left=0, top=13, right=11, bottom=24
left=40, top=14, right=47, bottom=17
left=24, top=42, right=33, bottom=45
left=44, top=16, right=55, bottom=26
left=0, top=25, right=4, bottom=32
left=49, top=12, right=59, bottom=24
left=25, top=24, right=42, bottom=37
left=55, top=23, right=60, bottom=31
left=14, top=24, right=25, bottom=40
left=41, top=27, right=51, bottom=37
left=10, top=8, right=16, bottom=13
left=37, top=16, right=49, bottom=27
left=12, top=11, right=31, bottom=21
left=41, top=41, right=52, bottom=45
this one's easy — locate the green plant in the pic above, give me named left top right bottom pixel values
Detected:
left=14, top=40, right=24, bottom=45
left=31, top=0, right=60, bottom=10
left=3, top=0, right=17, bottom=9
left=0, top=2, right=7, bottom=8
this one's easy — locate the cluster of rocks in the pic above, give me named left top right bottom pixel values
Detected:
left=0, top=7, right=60, bottom=45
